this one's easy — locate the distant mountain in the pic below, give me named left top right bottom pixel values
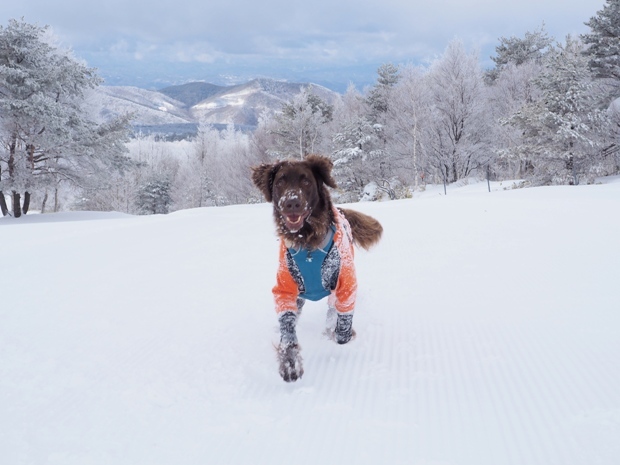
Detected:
left=159, top=82, right=227, bottom=107
left=96, top=78, right=339, bottom=136
left=189, top=78, right=337, bottom=127
left=96, top=86, right=193, bottom=126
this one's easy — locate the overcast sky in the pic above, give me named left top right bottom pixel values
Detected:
left=4, top=0, right=605, bottom=90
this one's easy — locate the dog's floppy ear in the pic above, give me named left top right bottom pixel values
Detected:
left=251, top=162, right=280, bottom=202
left=306, top=155, right=337, bottom=189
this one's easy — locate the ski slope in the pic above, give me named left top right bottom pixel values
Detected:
left=1, top=179, right=619, bottom=465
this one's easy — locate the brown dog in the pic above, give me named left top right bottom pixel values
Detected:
left=252, top=155, right=382, bottom=381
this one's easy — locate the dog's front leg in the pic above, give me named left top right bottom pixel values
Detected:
left=277, top=311, right=304, bottom=382
left=334, top=312, right=355, bottom=344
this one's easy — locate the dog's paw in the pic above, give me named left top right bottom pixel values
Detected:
left=324, top=326, right=357, bottom=344
left=277, top=343, right=304, bottom=382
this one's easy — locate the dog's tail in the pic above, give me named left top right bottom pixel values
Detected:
left=340, top=208, right=383, bottom=250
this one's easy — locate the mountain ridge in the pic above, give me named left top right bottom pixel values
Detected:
left=96, top=78, right=339, bottom=135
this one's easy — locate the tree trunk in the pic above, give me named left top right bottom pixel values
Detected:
left=566, top=155, right=575, bottom=186
left=12, top=191, right=22, bottom=218
left=0, top=192, right=8, bottom=216
left=23, top=192, right=31, bottom=214
left=41, top=190, right=49, bottom=214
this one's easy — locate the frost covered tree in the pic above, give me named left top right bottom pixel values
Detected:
left=331, top=85, right=389, bottom=199
left=487, top=61, right=545, bottom=178
left=582, top=0, right=620, bottom=82
left=175, top=123, right=256, bottom=208
left=366, top=63, right=400, bottom=122
left=384, top=65, right=432, bottom=191
left=502, top=36, right=609, bottom=185
left=581, top=0, right=620, bottom=103
left=269, top=89, right=333, bottom=159
left=0, top=19, right=131, bottom=217
left=486, top=24, right=553, bottom=82
left=174, top=121, right=219, bottom=208
left=425, top=40, right=491, bottom=184
left=330, top=65, right=403, bottom=200
left=136, top=178, right=172, bottom=215
left=75, top=133, right=177, bottom=214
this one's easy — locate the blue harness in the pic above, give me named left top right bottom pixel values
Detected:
left=288, top=226, right=335, bottom=301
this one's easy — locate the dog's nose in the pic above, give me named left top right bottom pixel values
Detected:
left=284, top=198, right=302, bottom=211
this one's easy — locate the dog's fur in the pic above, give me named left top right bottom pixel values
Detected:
left=252, top=155, right=383, bottom=382
left=251, top=155, right=383, bottom=250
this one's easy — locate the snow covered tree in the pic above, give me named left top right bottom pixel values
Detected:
left=486, top=24, right=553, bottom=82
left=425, top=40, right=492, bottom=184
left=136, top=177, right=172, bottom=215
left=0, top=19, right=131, bottom=217
left=384, top=65, right=432, bottom=192
left=269, top=88, right=333, bottom=159
left=487, top=61, right=545, bottom=178
left=502, top=36, right=609, bottom=185
left=366, top=63, right=400, bottom=121
left=176, top=121, right=219, bottom=208
left=581, top=0, right=620, bottom=103
left=174, top=123, right=256, bottom=208
left=582, top=0, right=620, bottom=82
left=330, top=65, right=403, bottom=200
left=331, top=85, right=390, bottom=199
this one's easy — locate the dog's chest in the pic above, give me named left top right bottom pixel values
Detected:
left=285, top=226, right=340, bottom=301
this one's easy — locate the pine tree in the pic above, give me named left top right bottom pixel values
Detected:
left=366, top=63, right=400, bottom=122
left=502, top=36, right=609, bottom=185
left=486, top=24, right=553, bottom=82
left=136, top=178, right=172, bottom=215
left=582, top=0, right=620, bottom=81
left=0, top=19, right=131, bottom=217
left=332, top=85, right=390, bottom=200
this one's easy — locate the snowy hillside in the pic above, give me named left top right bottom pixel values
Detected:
left=96, top=86, right=193, bottom=125
left=98, top=78, right=338, bottom=131
left=1, top=179, right=619, bottom=465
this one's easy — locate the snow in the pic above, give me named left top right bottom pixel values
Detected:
left=1, top=179, right=619, bottom=465
left=195, top=87, right=255, bottom=110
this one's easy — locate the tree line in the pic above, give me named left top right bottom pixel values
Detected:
left=2, top=1, right=620, bottom=216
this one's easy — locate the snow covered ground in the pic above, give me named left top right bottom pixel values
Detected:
left=1, top=179, right=619, bottom=465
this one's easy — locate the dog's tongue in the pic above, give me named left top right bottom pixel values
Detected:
left=285, top=214, right=304, bottom=231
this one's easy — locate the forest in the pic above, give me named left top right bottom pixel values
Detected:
left=2, top=0, right=620, bottom=216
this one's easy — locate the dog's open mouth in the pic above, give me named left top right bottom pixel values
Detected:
left=282, top=212, right=310, bottom=232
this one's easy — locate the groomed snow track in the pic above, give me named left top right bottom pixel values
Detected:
left=1, top=181, right=619, bottom=465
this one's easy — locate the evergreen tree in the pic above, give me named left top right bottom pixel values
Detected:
left=487, top=61, right=544, bottom=179
left=486, top=24, right=553, bottom=82
left=136, top=178, right=172, bottom=215
left=366, top=63, right=400, bottom=121
left=582, top=0, right=620, bottom=82
left=0, top=19, right=131, bottom=217
left=502, top=37, right=609, bottom=185
left=332, top=84, right=391, bottom=200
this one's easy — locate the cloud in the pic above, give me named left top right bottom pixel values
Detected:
left=2, top=0, right=604, bottom=88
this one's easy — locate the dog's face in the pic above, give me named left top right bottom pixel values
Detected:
left=252, top=155, right=337, bottom=234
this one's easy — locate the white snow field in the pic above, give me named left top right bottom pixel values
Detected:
left=1, top=179, right=619, bottom=465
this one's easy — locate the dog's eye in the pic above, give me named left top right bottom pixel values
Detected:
left=301, top=178, right=311, bottom=186
left=275, top=178, right=285, bottom=187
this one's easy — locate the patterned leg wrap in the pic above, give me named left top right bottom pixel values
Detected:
left=279, top=311, right=298, bottom=346
left=277, top=311, right=303, bottom=382
left=334, top=313, right=354, bottom=345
